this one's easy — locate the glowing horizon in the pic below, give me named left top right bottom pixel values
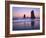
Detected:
left=12, top=7, right=40, bottom=18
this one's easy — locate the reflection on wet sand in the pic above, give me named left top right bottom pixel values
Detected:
left=13, top=19, right=40, bottom=31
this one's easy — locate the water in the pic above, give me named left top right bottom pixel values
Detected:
left=13, top=18, right=40, bottom=31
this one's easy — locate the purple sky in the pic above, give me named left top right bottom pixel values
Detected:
left=12, top=7, right=40, bottom=18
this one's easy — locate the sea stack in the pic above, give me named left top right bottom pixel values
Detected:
left=24, top=14, right=26, bottom=18
left=31, top=10, right=35, bottom=19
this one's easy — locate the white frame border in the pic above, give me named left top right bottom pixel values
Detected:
left=10, top=4, right=43, bottom=34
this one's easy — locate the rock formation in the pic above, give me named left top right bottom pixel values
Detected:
left=31, top=10, right=35, bottom=19
left=24, top=14, right=26, bottom=18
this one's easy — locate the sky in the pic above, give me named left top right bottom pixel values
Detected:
left=12, top=7, right=40, bottom=18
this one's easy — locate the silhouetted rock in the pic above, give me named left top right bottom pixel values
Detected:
left=24, top=14, right=26, bottom=18
left=31, top=10, right=35, bottom=19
